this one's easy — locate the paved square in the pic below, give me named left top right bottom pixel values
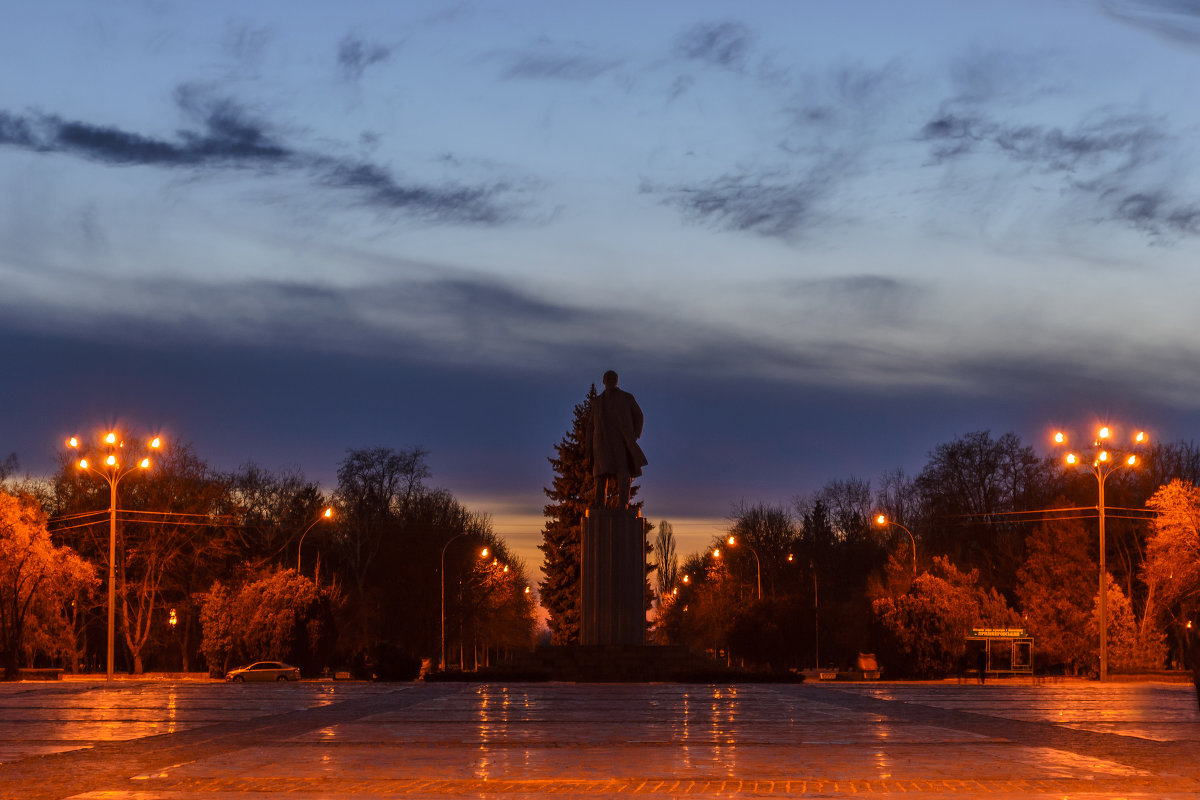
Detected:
left=0, top=679, right=1197, bottom=798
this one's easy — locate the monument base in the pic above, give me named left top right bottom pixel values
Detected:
left=527, top=645, right=700, bottom=682
left=580, top=507, right=645, bottom=646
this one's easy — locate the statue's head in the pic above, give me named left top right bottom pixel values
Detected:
left=602, top=370, right=618, bottom=388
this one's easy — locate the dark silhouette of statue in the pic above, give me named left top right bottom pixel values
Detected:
left=587, top=370, right=646, bottom=509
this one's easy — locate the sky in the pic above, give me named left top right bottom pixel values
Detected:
left=4, top=0, right=1200, bottom=572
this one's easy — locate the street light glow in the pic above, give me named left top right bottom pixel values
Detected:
left=64, top=423, right=157, bottom=682
left=712, top=548, right=720, bottom=558
left=480, top=547, right=488, bottom=558
left=875, top=514, right=887, bottom=525
left=1054, top=431, right=1065, bottom=444
left=323, top=507, right=333, bottom=518
left=727, top=535, right=736, bottom=545
left=1054, top=417, right=1147, bottom=683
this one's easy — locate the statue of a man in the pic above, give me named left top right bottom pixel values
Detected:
left=587, top=370, right=647, bottom=509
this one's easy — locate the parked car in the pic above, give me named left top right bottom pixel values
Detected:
left=225, top=661, right=300, bottom=682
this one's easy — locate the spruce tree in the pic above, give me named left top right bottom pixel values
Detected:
left=538, top=386, right=596, bottom=644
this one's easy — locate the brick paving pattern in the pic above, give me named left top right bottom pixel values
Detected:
left=0, top=679, right=1197, bottom=798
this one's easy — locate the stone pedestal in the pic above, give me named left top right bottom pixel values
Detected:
left=580, top=508, right=645, bottom=646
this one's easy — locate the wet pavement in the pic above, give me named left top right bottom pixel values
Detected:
left=0, top=678, right=1197, bottom=798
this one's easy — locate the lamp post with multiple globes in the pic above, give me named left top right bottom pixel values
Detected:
left=1054, top=425, right=1146, bottom=682
left=68, top=431, right=162, bottom=680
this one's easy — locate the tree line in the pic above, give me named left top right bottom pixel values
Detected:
left=536, top=398, right=1200, bottom=679
left=0, top=444, right=535, bottom=679
left=651, top=431, right=1200, bottom=677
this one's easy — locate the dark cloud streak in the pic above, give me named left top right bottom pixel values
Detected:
left=502, top=45, right=621, bottom=81
left=647, top=163, right=840, bottom=239
left=0, top=88, right=522, bottom=226
left=676, top=21, right=754, bottom=71
left=317, top=160, right=514, bottom=223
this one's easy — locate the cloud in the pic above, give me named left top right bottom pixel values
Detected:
left=502, top=43, right=621, bottom=81
left=676, top=21, right=754, bottom=71
left=0, top=87, right=523, bottom=226
left=0, top=89, right=289, bottom=168
left=1100, top=0, right=1200, bottom=46
left=337, top=34, right=392, bottom=80
left=918, top=108, right=1200, bottom=238
left=316, top=161, right=516, bottom=223
left=647, top=163, right=840, bottom=239
left=0, top=111, right=37, bottom=148
left=6, top=254, right=1200, bottom=420
left=919, top=112, right=1164, bottom=169
left=1107, top=189, right=1200, bottom=236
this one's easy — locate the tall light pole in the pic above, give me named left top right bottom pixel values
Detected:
left=68, top=431, right=161, bottom=680
left=811, top=559, right=819, bottom=671
left=1055, top=425, right=1146, bottom=682
left=724, top=535, right=762, bottom=599
left=875, top=514, right=917, bottom=576
left=296, top=507, right=333, bottom=574
left=440, top=535, right=486, bottom=671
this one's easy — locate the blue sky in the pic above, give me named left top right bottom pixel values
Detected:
left=4, top=1, right=1200, bottom=569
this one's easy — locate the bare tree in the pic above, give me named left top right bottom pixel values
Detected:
left=652, top=520, right=678, bottom=604
left=333, top=446, right=430, bottom=599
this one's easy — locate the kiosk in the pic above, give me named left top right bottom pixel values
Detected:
left=967, top=627, right=1034, bottom=676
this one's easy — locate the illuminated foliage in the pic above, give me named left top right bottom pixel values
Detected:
left=872, top=556, right=1019, bottom=678
left=1089, top=573, right=1166, bottom=672
left=1016, top=515, right=1096, bottom=674
left=199, top=569, right=339, bottom=677
left=1144, top=479, right=1200, bottom=621
left=0, top=492, right=96, bottom=679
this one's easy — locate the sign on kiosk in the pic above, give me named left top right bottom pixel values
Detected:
left=970, top=628, right=1028, bottom=638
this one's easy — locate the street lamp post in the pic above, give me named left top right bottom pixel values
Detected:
left=1055, top=426, right=1145, bottom=682
left=440, top=535, right=486, bottom=671
left=875, top=514, right=917, bottom=576
left=69, top=431, right=161, bottom=680
left=724, top=535, right=762, bottom=599
left=296, top=507, right=333, bottom=574
left=812, top=561, right=819, bottom=671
